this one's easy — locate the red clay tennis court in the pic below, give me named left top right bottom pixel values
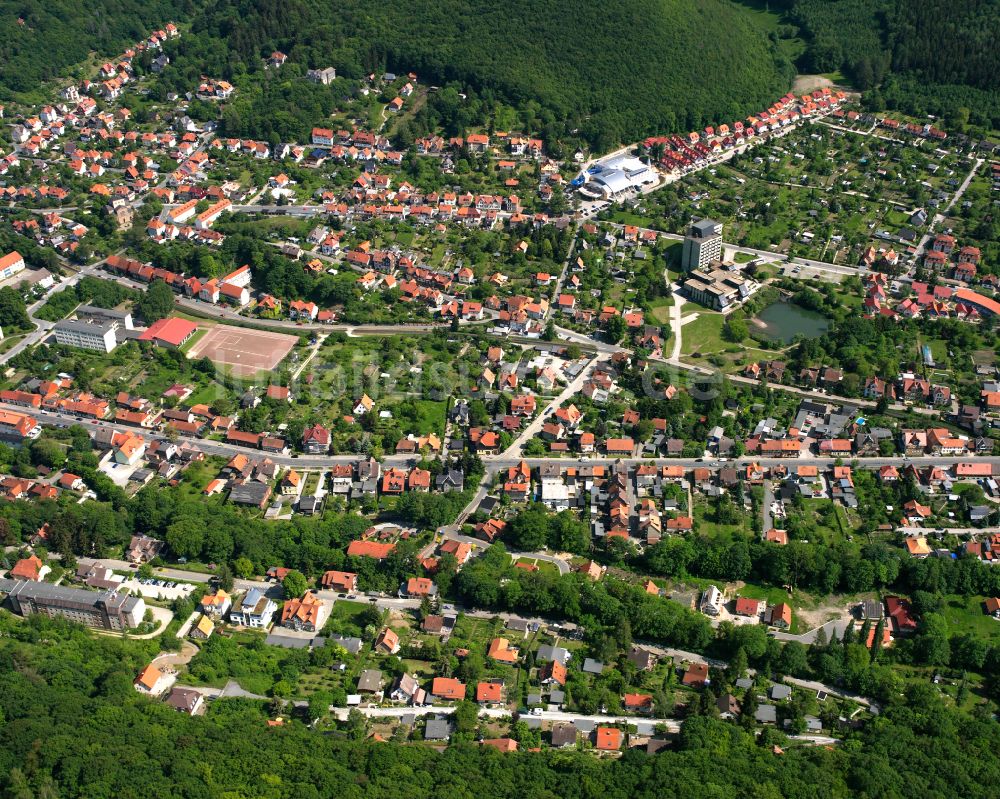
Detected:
left=186, top=324, right=298, bottom=377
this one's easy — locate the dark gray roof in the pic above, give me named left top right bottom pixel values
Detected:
left=356, top=669, right=383, bottom=693
left=770, top=684, right=792, bottom=700
left=690, top=218, right=721, bottom=238
left=0, top=578, right=141, bottom=615
left=536, top=645, right=569, bottom=664
left=550, top=722, right=577, bottom=747
left=165, top=686, right=202, bottom=712
left=229, top=482, right=271, bottom=505
left=326, top=634, right=363, bottom=654
left=54, top=318, right=116, bottom=336
left=424, top=718, right=453, bottom=740
left=264, top=632, right=314, bottom=649
left=582, top=658, right=604, bottom=674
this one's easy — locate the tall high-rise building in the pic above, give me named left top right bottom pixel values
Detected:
left=682, top=218, right=723, bottom=271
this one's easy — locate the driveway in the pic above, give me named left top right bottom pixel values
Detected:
left=773, top=616, right=854, bottom=644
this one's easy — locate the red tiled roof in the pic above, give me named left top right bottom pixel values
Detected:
left=139, top=317, right=198, bottom=347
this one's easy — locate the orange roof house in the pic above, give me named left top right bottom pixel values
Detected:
left=9, top=554, right=44, bottom=581
left=476, top=681, right=504, bottom=703
left=681, top=662, right=709, bottom=687
left=768, top=603, right=793, bottom=629
left=374, top=627, right=400, bottom=654
left=764, top=529, right=788, bottom=545
left=487, top=637, right=519, bottom=664
left=321, top=571, right=357, bottom=591
left=431, top=677, right=466, bottom=701
left=540, top=660, right=567, bottom=686
left=482, top=738, right=518, bottom=752
left=404, top=577, right=435, bottom=597
left=280, top=592, right=327, bottom=629
left=595, top=727, right=623, bottom=751
left=134, top=663, right=163, bottom=693
left=624, top=692, right=653, bottom=711
left=139, top=317, right=198, bottom=348
left=347, top=540, right=395, bottom=559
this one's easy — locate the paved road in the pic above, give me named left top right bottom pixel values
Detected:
left=331, top=703, right=681, bottom=732
left=17, top=397, right=996, bottom=473
left=761, top=479, right=775, bottom=533
left=329, top=702, right=840, bottom=745
left=774, top=617, right=855, bottom=646
left=509, top=550, right=570, bottom=575
left=21, top=403, right=421, bottom=468
left=0, top=257, right=109, bottom=365
left=500, top=356, right=598, bottom=458
left=914, top=157, right=983, bottom=258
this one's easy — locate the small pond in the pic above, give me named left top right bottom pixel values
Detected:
left=752, top=300, right=831, bottom=344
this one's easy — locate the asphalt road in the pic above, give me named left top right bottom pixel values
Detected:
left=13, top=397, right=998, bottom=472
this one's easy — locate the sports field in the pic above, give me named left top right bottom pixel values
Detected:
left=186, top=324, right=298, bottom=377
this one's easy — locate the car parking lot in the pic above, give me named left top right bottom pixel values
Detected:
left=121, top=577, right=196, bottom=601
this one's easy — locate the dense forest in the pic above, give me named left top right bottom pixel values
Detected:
left=1, top=612, right=1000, bottom=798
left=0, top=0, right=193, bottom=98
left=786, top=0, right=1000, bottom=128
left=155, top=0, right=794, bottom=150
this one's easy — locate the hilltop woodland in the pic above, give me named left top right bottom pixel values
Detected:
left=0, top=611, right=999, bottom=798
left=0, top=0, right=189, bottom=99
left=785, top=0, right=1000, bottom=130
left=150, top=0, right=793, bottom=152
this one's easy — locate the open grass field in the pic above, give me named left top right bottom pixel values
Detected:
left=680, top=313, right=724, bottom=357
left=186, top=324, right=299, bottom=378
left=940, top=595, right=1000, bottom=640
left=647, top=296, right=673, bottom=324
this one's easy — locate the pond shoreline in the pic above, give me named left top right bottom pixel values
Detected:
left=752, top=300, right=831, bottom=344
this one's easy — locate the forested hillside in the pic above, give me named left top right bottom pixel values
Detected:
left=0, top=0, right=191, bottom=97
left=1, top=613, right=999, bottom=798
left=787, top=0, right=1000, bottom=128
left=159, top=0, right=794, bottom=149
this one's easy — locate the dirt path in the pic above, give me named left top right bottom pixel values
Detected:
left=152, top=640, right=199, bottom=671
left=792, top=74, right=835, bottom=95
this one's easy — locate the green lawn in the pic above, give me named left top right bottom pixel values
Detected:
left=178, top=327, right=209, bottom=355
left=648, top=296, right=673, bottom=324
left=408, top=399, right=447, bottom=436
left=692, top=497, right=753, bottom=539
left=680, top=312, right=725, bottom=357
left=326, top=600, right=372, bottom=634
left=610, top=210, right=655, bottom=228
left=940, top=595, right=1000, bottom=640
left=513, top=558, right=559, bottom=576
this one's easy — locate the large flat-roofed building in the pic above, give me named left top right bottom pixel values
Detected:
left=577, top=155, right=655, bottom=199
left=0, top=578, right=146, bottom=630
left=683, top=266, right=759, bottom=310
left=77, top=304, right=134, bottom=330
left=682, top=218, right=723, bottom=271
left=53, top=319, right=118, bottom=353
